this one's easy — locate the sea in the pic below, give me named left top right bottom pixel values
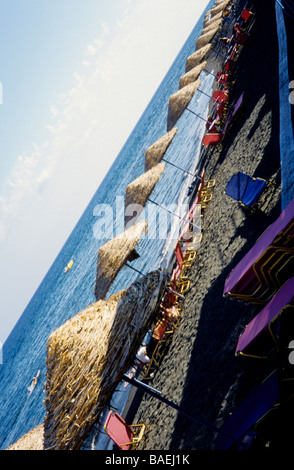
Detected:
left=0, top=0, right=217, bottom=450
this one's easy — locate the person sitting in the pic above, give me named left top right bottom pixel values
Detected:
left=233, top=22, right=249, bottom=45
left=206, top=116, right=219, bottom=133
left=124, top=344, right=150, bottom=385
left=220, top=37, right=231, bottom=46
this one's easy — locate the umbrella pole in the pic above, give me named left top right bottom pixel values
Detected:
left=166, top=286, right=185, bottom=300
left=124, top=265, right=185, bottom=299
left=148, top=199, right=201, bottom=231
left=125, top=263, right=146, bottom=276
left=211, top=48, right=228, bottom=61
left=186, top=107, right=224, bottom=133
left=162, top=159, right=202, bottom=181
left=197, top=88, right=233, bottom=110
left=122, top=375, right=244, bottom=448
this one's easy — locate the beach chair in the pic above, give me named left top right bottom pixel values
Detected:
left=240, top=8, right=254, bottom=24
left=203, top=179, right=216, bottom=189
left=169, top=272, right=190, bottom=296
left=225, top=172, right=267, bottom=209
left=224, top=59, right=235, bottom=72
left=104, top=410, right=149, bottom=450
left=175, top=241, right=196, bottom=268
left=212, top=89, right=229, bottom=105
left=180, top=233, right=203, bottom=253
left=142, top=314, right=175, bottom=380
left=202, top=133, right=224, bottom=147
left=200, top=193, right=212, bottom=204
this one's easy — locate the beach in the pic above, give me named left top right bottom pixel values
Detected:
left=123, top=0, right=284, bottom=450
left=5, top=0, right=292, bottom=452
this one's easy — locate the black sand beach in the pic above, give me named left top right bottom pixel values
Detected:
left=123, top=0, right=285, bottom=451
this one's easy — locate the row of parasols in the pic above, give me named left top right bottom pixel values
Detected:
left=8, top=0, right=245, bottom=451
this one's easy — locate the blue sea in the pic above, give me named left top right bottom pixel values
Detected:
left=0, top=0, right=217, bottom=450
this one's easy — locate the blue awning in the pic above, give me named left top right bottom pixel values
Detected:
left=215, top=370, right=279, bottom=450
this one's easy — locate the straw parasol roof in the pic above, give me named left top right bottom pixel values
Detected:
left=195, top=25, right=221, bottom=50
left=94, top=220, right=148, bottom=300
left=201, top=18, right=223, bottom=37
left=203, top=10, right=223, bottom=28
left=179, top=61, right=207, bottom=89
left=185, top=44, right=212, bottom=73
left=7, top=425, right=44, bottom=450
left=204, top=0, right=232, bottom=22
left=124, top=162, right=165, bottom=226
left=145, top=128, right=177, bottom=171
left=43, top=269, right=168, bottom=450
left=167, top=79, right=201, bottom=131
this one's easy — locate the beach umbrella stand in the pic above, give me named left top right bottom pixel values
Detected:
left=196, top=88, right=233, bottom=110
left=123, top=374, right=245, bottom=448
left=148, top=198, right=201, bottom=231
left=162, top=158, right=202, bottom=181
left=186, top=107, right=224, bottom=133
left=125, top=263, right=185, bottom=301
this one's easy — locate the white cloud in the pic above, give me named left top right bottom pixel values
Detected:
left=99, top=19, right=110, bottom=36
left=50, top=105, right=59, bottom=119
left=85, top=44, right=97, bottom=56
left=0, top=0, right=209, bottom=242
left=0, top=0, right=209, bottom=342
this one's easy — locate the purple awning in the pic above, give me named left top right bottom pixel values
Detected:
left=224, top=197, right=294, bottom=295
left=236, top=276, right=294, bottom=355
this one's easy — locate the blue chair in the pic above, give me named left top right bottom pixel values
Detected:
left=225, top=171, right=267, bottom=208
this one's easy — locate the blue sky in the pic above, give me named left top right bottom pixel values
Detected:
left=0, top=0, right=209, bottom=343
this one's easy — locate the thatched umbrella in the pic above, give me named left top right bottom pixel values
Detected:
left=145, top=128, right=177, bottom=171
left=167, top=79, right=201, bottom=131
left=7, top=425, right=44, bottom=450
left=179, top=61, right=207, bottom=89
left=201, top=18, right=223, bottom=37
left=94, top=220, right=148, bottom=300
left=185, top=44, right=212, bottom=73
left=43, top=269, right=168, bottom=450
left=124, top=162, right=166, bottom=226
left=195, top=25, right=221, bottom=50
left=204, top=0, right=232, bottom=22
left=203, top=10, right=223, bottom=28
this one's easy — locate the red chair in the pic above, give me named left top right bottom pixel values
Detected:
left=212, top=89, right=229, bottom=104
left=224, top=59, right=235, bottom=72
left=202, top=133, right=224, bottom=146
left=216, top=71, right=230, bottom=84
left=240, top=8, right=253, bottom=22
left=104, top=410, right=149, bottom=450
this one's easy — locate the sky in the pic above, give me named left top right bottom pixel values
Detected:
left=0, top=0, right=210, bottom=344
